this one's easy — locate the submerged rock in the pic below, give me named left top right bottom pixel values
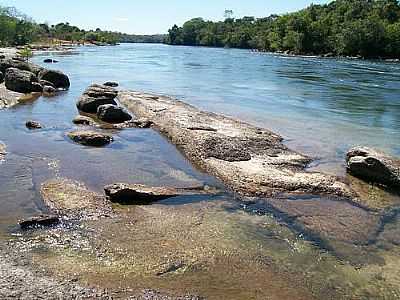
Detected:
left=19, top=215, right=60, bottom=230
left=97, top=104, right=132, bottom=123
left=72, top=115, right=94, bottom=125
left=76, top=84, right=118, bottom=113
left=347, top=146, right=400, bottom=189
left=103, top=81, right=119, bottom=87
left=5, top=68, right=40, bottom=93
left=38, top=69, right=70, bottom=90
left=43, top=58, right=59, bottom=63
left=25, top=120, right=43, bottom=129
left=104, top=183, right=201, bottom=205
left=67, top=130, right=113, bottom=147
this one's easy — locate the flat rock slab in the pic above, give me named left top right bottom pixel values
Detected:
left=104, top=183, right=210, bottom=205
left=118, top=91, right=352, bottom=198
left=347, top=146, right=400, bottom=189
left=67, top=130, right=113, bottom=147
left=41, top=178, right=113, bottom=218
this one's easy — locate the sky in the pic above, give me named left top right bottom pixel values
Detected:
left=0, top=0, right=330, bottom=35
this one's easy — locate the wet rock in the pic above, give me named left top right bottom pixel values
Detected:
left=103, top=81, right=119, bottom=87
left=76, top=84, right=118, bottom=113
left=41, top=178, right=112, bottom=217
left=43, top=58, right=59, bottom=63
left=19, top=215, right=60, bottom=230
left=67, top=130, right=113, bottom=147
left=38, top=69, right=70, bottom=90
left=25, top=120, right=43, bottom=129
left=72, top=115, right=94, bottom=125
left=4, top=68, right=39, bottom=93
left=97, top=104, right=132, bottom=123
left=104, top=183, right=199, bottom=205
left=39, top=79, right=55, bottom=88
left=347, top=147, right=400, bottom=189
left=43, top=85, right=56, bottom=95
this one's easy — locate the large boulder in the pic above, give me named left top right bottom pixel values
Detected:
left=76, top=84, right=118, bottom=113
left=0, top=57, right=43, bottom=75
left=5, top=68, right=40, bottom=93
left=97, top=104, right=132, bottom=123
left=67, top=130, right=113, bottom=147
left=38, top=69, right=70, bottom=90
left=346, top=146, right=400, bottom=188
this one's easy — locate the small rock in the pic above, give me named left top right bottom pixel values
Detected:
left=43, top=58, right=59, bottom=63
left=25, top=120, right=42, bottom=129
left=97, top=104, right=132, bottom=123
left=103, top=81, right=119, bottom=87
left=38, top=69, right=70, bottom=90
left=347, top=146, right=400, bottom=188
left=19, top=215, right=60, bottom=230
left=67, top=130, right=113, bottom=147
left=39, top=80, right=55, bottom=88
left=72, top=115, right=94, bottom=125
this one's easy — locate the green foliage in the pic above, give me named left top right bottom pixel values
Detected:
left=17, top=46, right=33, bottom=61
left=167, top=0, right=400, bottom=58
left=0, top=5, right=165, bottom=47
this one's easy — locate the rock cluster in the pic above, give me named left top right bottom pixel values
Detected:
left=76, top=84, right=118, bottom=113
left=0, top=56, right=69, bottom=94
left=97, top=104, right=132, bottom=123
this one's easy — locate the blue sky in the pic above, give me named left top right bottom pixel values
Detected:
left=1, top=0, right=330, bottom=34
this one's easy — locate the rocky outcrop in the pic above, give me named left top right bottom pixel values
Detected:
left=118, top=91, right=353, bottom=198
left=67, top=130, right=113, bottom=147
left=0, top=57, right=44, bottom=76
left=19, top=215, right=60, bottom=230
left=72, top=115, right=94, bottom=125
left=76, top=84, right=118, bottom=113
left=25, top=120, right=43, bottom=129
left=38, top=69, right=70, bottom=90
left=4, top=68, right=41, bottom=93
left=97, top=104, right=132, bottom=123
left=347, top=147, right=400, bottom=189
left=104, top=183, right=207, bottom=205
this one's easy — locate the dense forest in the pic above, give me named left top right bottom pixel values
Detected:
left=0, top=6, right=164, bottom=46
left=166, top=0, right=400, bottom=58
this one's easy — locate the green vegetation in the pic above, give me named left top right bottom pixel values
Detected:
left=0, top=5, right=165, bottom=47
left=166, top=0, right=400, bottom=58
left=17, top=46, right=33, bottom=61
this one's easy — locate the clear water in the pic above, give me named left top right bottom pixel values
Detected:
left=36, top=43, right=400, bottom=174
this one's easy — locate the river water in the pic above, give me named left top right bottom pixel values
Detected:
left=31, top=43, right=400, bottom=174
left=0, top=44, right=400, bottom=298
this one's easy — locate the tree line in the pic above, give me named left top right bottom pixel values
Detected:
left=166, top=0, right=400, bottom=58
left=0, top=5, right=165, bottom=47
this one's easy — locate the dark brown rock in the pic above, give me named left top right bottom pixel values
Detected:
left=5, top=68, right=39, bottom=93
left=76, top=84, right=118, bottom=113
left=38, top=69, right=70, bottom=90
left=347, top=147, right=400, bottom=189
left=25, top=120, right=42, bottom=129
left=103, top=81, right=119, bottom=87
left=97, top=104, right=132, bottom=123
left=67, top=130, right=113, bottom=147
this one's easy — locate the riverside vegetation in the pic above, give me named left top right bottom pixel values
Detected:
left=166, top=0, right=400, bottom=58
